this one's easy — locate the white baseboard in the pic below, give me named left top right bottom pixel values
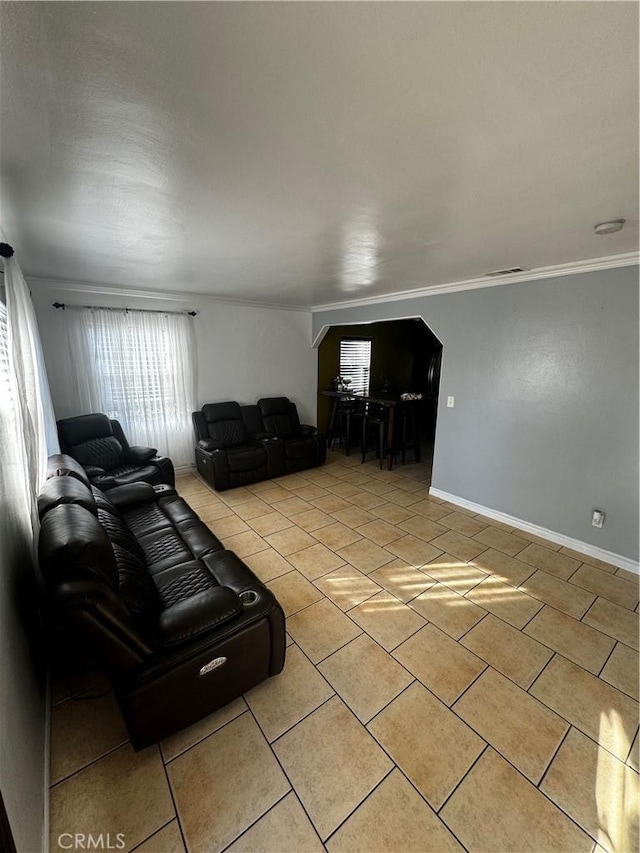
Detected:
left=174, top=464, right=196, bottom=475
left=429, top=488, right=640, bottom=575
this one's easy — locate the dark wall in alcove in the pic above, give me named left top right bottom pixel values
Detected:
left=316, top=318, right=442, bottom=437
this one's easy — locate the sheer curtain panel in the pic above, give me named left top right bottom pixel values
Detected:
left=64, top=307, right=197, bottom=467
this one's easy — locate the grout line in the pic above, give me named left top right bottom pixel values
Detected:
left=436, top=743, right=489, bottom=815
left=128, top=817, right=179, bottom=852
left=49, top=739, right=129, bottom=789
left=218, top=789, right=295, bottom=853
left=158, top=744, right=189, bottom=852
left=536, top=725, right=572, bottom=790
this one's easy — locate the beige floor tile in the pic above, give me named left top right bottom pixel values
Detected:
left=570, top=563, right=639, bottom=610
left=519, top=569, right=596, bottom=619
left=600, top=642, right=639, bottom=700
left=207, top=514, right=251, bottom=538
left=270, top=496, right=313, bottom=517
left=168, top=713, right=290, bottom=853
left=279, top=474, right=312, bottom=490
left=583, top=597, right=639, bottom=650
left=393, top=624, right=486, bottom=705
left=360, top=479, right=397, bottom=496
left=471, top=547, right=536, bottom=586
left=247, top=511, right=294, bottom=537
left=438, top=511, right=489, bottom=538
left=617, top=567, right=640, bottom=583
left=466, top=576, right=543, bottom=629
left=517, top=543, right=581, bottom=580
left=326, top=768, right=463, bottom=853
left=265, top=526, right=317, bottom=556
left=312, top=521, right=362, bottom=550
left=461, top=613, right=553, bottom=688
left=347, top=491, right=387, bottom=510
left=161, top=698, right=247, bottom=762
left=221, top=530, right=269, bottom=558
left=50, top=745, right=175, bottom=853
left=370, top=502, right=416, bottom=525
left=409, top=499, right=451, bottom=520
left=273, top=697, right=392, bottom=841
left=383, top=488, right=424, bottom=507
left=428, top=530, right=487, bottom=562
left=314, top=565, right=382, bottom=611
left=233, top=498, right=273, bottom=520
left=350, top=590, right=426, bottom=651
left=540, top=726, right=639, bottom=851
left=559, top=547, right=617, bottom=574
left=368, top=559, right=435, bottom=603
left=330, top=505, right=376, bottom=528
left=290, top=508, right=335, bottom=532
left=286, top=598, right=362, bottom=663
left=245, top=645, right=333, bottom=741
left=472, top=525, right=529, bottom=557
left=628, top=729, right=639, bottom=772
left=286, top=542, right=347, bottom=580
left=337, top=538, right=395, bottom=573
left=318, top=634, right=413, bottom=723
left=220, top=487, right=258, bottom=507
left=133, top=820, right=185, bottom=853
left=266, top=570, right=324, bottom=616
left=423, top=553, right=488, bottom=595
left=330, top=481, right=364, bottom=498
left=410, top=582, right=486, bottom=639
left=397, top=515, right=448, bottom=542
left=200, top=502, right=234, bottom=522
left=454, top=667, right=568, bottom=783
left=440, top=748, right=592, bottom=852
left=511, top=528, right=563, bottom=550
left=50, top=692, right=128, bottom=785
left=530, top=655, right=639, bottom=761
left=243, top=548, right=294, bottom=583
left=292, top=484, right=330, bottom=502
left=355, top=518, right=403, bottom=546
left=524, top=605, right=615, bottom=674
left=256, top=484, right=292, bottom=504
left=368, top=682, right=484, bottom=809
left=385, top=534, right=442, bottom=567
left=310, top=494, right=352, bottom=513
left=227, top=792, right=324, bottom=852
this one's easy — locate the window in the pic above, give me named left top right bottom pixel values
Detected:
left=339, top=337, right=371, bottom=395
left=64, top=307, right=197, bottom=466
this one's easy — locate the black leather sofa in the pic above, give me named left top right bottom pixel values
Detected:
left=38, top=454, right=285, bottom=748
left=57, top=412, right=175, bottom=490
left=193, top=397, right=325, bottom=491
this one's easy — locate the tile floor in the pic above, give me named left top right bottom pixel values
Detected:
left=49, top=450, right=639, bottom=853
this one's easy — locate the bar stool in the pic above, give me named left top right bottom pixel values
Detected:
left=397, top=402, right=421, bottom=464
left=330, top=398, right=356, bottom=453
left=361, top=403, right=389, bottom=469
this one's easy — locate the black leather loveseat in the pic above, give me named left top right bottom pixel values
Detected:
left=193, top=397, right=325, bottom=491
left=38, top=454, right=285, bottom=748
left=57, top=412, right=175, bottom=490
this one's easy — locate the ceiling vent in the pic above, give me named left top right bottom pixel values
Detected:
left=484, top=266, right=530, bottom=277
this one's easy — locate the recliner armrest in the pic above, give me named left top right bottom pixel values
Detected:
left=197, top=438, right=222, bottom=452
left=107, top=482, right=158, bottom=509
left=248, top=431, right=276, bottom=442
left=124, top=446, right=157, bottom=464
left=157, top=587, right=243, bottom=646
left=85, top=465, right=106, bottom=477
left=299, top=424, right=318, bottom=436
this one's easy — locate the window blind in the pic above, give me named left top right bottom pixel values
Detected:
left=339, top=337, right=372, bottom=395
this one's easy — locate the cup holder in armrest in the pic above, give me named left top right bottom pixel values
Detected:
left=239, top=590, right=259, bottom=607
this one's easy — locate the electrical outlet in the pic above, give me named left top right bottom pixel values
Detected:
left=447, top=396, right=455, bottom=408
left=592, top=510, right=605, bottom=529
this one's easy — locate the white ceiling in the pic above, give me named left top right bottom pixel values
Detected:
left=1, top=1, right=638, bottom=308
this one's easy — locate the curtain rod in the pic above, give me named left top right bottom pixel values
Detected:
left=52, top=302, right=197, bottom=317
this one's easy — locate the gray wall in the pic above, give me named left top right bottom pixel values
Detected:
left=313, top=265, right=639, bottom=562
left=0, top=506, right=48, bottom=853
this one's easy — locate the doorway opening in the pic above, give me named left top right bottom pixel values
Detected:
left=317, top=317, right=442, bottom=482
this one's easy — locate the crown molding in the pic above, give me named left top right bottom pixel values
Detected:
left=26, top=277, right=309, bottom=313
left=311, top=252, right=640, bottom=313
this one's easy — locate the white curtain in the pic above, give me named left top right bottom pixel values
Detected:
left=64, top=306, right=197, bottom=467
left=0, top=237, right=59, bottom=538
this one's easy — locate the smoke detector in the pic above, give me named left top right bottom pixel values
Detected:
left=594, top=219, right=625, bottom=235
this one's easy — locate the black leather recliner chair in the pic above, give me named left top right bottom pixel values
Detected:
left=257, top=396, right=326, bottom=473
left=192, top=402, right=281, bottom=491
left=57, top=413, right=175, bottom=490
left=38, top=454, right=285, bottom=748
